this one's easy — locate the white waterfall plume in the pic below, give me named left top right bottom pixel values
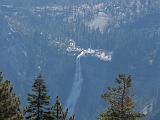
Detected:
left=66, top=51, right=85, bottom=115
left=77, top=51, right=85, bottom=58
left=65, top=40, right=112, bottom=114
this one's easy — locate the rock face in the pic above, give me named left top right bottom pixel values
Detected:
left=0, top=0, right=160, bottom=119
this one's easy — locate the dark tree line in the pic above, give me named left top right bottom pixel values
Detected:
left=24, top=74, right=75, bottom=120
left=0, top=71, right=144, bottom=120
left=0, top=72, right=74, bottom=120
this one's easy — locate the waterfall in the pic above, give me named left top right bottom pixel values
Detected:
left=66, top=52, right=85, bottom=114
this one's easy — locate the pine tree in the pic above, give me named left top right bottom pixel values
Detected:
left=51, top=96, right=75, bottom=120
left=25, top=73, right=51, bottom=120
left=0, top=72, right=23, bottom=120
left=68, top=115, right=75, bottom=120
left=98, top=74, right=144, bottom=120
left=51, top=96, right=66, bottom=120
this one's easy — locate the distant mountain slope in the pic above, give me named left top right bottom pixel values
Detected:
left=0, top=1, right=160, bottom=119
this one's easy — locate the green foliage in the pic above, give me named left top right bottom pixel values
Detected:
left=0, top=72, right=23, bottom=120
left=68, top=115, right=75, bottom=120
left=98, top=74, right=144, bottom=120
left=25, top=74, right=51, bottom=120
left=51, top=96, right=75, bottom=120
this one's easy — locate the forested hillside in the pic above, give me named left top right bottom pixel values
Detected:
left=0, top=0, right=160, bottom=119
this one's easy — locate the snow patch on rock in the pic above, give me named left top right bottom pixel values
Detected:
left=88, top=12, right=110, bottom=32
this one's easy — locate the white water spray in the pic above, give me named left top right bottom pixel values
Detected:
left=66, top=51, right=85, bottom=114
